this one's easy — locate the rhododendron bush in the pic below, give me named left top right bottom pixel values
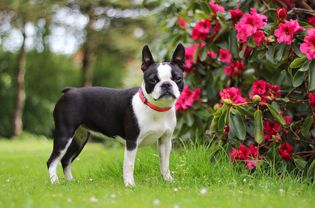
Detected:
left=157, top=1, right=315, bottom=179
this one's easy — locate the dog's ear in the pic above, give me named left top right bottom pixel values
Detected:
left=171, top=43, right=185, bottom=71
left=141, top=45, right=155, bottom=72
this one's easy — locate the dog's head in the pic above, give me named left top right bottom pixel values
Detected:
left=141, top=43, right=185, bottom=104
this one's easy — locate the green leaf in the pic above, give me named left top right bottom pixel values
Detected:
left=237, top=105, right=255, bottom=116
left=229, top=108, right=246, bottom=141
left=301, top=115, right=313, bottom=137
left=184, top=111, right=194, bottom=127
left=292, top=70, right=306, bottom=87
left=210, top=107, right=224, bottom=137
left=299, top=60, right=311, bottom=72
left=309, top=60, right=315, bottom=91
left=267, top=104, right=286, bottom=126
left=289, top=57, right=306, bottom=68
left=275, top=44, right=286, bottom=62
left=266, top=45, right=275, bottom=63
left=254, top=110, right=264, bottom=144
left=193, top=45, right=200, bottom=63
left=292, top=42, right=304, bottom=57
left=217, top=105, right=228, bottom=138
left=294, top=158, right=307, bottom=171
left=307, top=159, right=315, bottom=180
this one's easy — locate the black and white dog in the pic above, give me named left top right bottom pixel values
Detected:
left=47, top=43, right=185, bottom=187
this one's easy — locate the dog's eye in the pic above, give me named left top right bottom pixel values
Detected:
left=174, top=76, right=182, bottom=82
left=149, top=78, right=157, bottom=84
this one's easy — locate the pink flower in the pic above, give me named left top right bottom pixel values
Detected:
left=263, top=120, right=281, bottom=143
left=191, top=19, right=211, bottom=41
left=307, top=16, right=315, bottom=27
left=175, top=87, right=201, bottom=111
left=274, top=19, right=304, bottom=45
left=235, top=8, right=267, bottom=43
left=218, top=48, right=232, bottom=64
left=224, top=61, right=245, bottom=77
left=208, top=50, right=217, bottom=58
left=253, top=30, right=265, bottom=46
left=309, top=92, right=315, bottom=108
left=230, top=145, right=261, bottom=169
left=220, top=87, right=247, bottom=104
left=229, top=9, right=243, bottom=23
left=184, top=44, right=205, bottom=72
left=249, top=80, right=281, bottom=103
left=178, top=17, right=186, bottom=29
left=209, top=1, right=225, bottom=14
left=276, top=8, right=287, bottom=22
left=300, top=29, right=315, bottom=60
left=278, top=142, right=294, bottom=161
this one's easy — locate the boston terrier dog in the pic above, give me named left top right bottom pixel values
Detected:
left=47, top=43, right=185, bottom=187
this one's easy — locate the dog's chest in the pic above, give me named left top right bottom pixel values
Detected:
left=132, top=94, right=176, bottom=146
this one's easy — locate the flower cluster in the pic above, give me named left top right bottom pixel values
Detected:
left=218, top=48, right=232, bottom=64
left=230, top=145, right=261, bottom=169
left=264, top=120, right=281, bottom=143
left=278, top=142, right=294, bottom=160
left=249, top=80, right=281, bottom=103
left=224, top=61, right=244, bottom=77
left=300, top=29, right=315, bottom=60
left=235, top=8, right=267, bottom=45
left=229, top=9, right=243, bottom=23
left=219, top=87, right=247, bottom=104
left=175, top=86, right=201, bottom=111
left=184, top=43, right=204, bottom=72
left=191, top=19, right=211, bottom=41
left=209, top=1, right=225, bottom=15
left=274, top=19, right=304, bottom=45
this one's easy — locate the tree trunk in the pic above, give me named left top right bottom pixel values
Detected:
left=11, top=27, right=26, bottom=138
left=81, top=13, right=94, bottom=87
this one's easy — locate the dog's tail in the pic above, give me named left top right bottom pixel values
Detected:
left=61, top=87, right=73, bottom=93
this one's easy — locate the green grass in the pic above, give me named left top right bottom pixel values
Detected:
left=0, top=136, right=314, bottom=208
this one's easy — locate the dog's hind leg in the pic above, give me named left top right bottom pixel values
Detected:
left=61, top=127, right=90, bottom=181
left=47, top=128, right=74, bottom=184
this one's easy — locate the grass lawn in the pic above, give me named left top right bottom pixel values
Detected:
left=0, top=136, right=314, bottom=208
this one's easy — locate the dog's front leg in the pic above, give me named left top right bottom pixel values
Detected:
left=123, top=141, right=138, bottom=187
left=159, top=135, right=173, bottom=182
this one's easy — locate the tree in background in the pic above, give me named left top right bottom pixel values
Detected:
left=0, top=0, right=53, bottom=137
left=0, top=0, right=158, bottom=137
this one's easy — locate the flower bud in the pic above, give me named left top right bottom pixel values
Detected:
left=213, top=103, right=220, bottom=111
left=252, top=95, right=261, bottom=102
left=222, top=98, right=233, bottom=105
left=276, top=8, right=287, bottom=22
left=224, top=125, right=230, bottom=133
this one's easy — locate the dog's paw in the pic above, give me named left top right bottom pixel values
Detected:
left=162, top=171, right=173, bottom=182
left=50, top=175, right=59, bottom=184
left=124, top=177, right=136, bottom=187
left=124, top=181, right=136, bottom=188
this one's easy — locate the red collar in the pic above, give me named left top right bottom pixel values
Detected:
left=139, top=88, right=172, bottom=112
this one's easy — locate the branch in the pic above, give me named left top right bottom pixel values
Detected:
left=288, top=8, right=315, bottom=16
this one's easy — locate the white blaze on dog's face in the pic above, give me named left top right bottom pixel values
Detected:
left=141, top=44, right=185, bottom=103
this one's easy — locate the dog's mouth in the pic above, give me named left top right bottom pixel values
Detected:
left=157, top=91, right=176, bottom=100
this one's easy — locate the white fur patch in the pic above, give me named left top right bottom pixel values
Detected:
left=123, top=147, right=137, bottom=187
left=132, top=92, right=177, bottom=147
left=48, top=138, right=73, bottom=184
left=157, top=64, right=172, bottom=80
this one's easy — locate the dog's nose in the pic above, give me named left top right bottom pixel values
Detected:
left=161, top=82, right=172, bottom=90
